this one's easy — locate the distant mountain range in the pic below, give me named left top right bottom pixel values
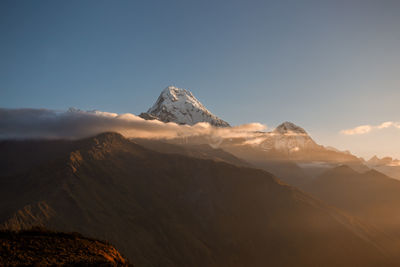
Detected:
left=137, top=86, right=342, bottom=157
left=140, top=86, right=399, bottom=180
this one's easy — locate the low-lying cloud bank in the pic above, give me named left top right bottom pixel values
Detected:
left=340, top=121, right=400, bottom=135
left=0, top=108, right=267, bottom=142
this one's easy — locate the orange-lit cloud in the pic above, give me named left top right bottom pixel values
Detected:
left=340, top=121, right=400, bottom=135
left=0, top=108, right=266, bottom=142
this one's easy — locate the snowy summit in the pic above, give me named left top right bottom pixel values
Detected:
left=140, top=86, right=230, bottom=127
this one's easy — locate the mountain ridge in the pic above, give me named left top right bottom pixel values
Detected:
left=1, top=132, right=397, bottom=266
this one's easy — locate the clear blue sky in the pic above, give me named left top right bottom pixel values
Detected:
left=1, top=0, right=399, bottom=158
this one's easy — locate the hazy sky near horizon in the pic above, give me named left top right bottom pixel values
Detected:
left=1, top=0, right=399, bottom=159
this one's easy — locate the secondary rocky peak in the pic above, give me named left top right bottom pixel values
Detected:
left=274, top=122, right=308, bottom=135
left=140, top=86, right=230, bottom=127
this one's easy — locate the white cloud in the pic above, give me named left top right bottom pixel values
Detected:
left=340, top=121, right=400, bottom=135
left=340, top=125, right=373, bottom=135
left=0, top=108, right=267, bottom=144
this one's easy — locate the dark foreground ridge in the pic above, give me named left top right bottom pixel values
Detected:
left=0, top=227, right=131, bottom=266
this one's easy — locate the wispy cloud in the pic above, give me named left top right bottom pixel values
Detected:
left=340, top=121, right=400, bottom=135
left=0, top=108, right=267, bottom=143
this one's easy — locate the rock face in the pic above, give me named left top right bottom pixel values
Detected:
left=140, top=86, right=230, bottom=127
left=273, top=121, right=308, bottom=135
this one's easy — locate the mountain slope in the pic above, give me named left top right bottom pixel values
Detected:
left=140, top=86, right=230, bottom=127
left=132, top=138, right=251, bottom=167
left=302, top=165, right=400, bottom=238
left=219, top=141, right=311, bottom=187
left=0, top=133, right=397, bottom=266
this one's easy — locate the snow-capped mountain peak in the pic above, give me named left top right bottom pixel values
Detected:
left=140, top=86, right=230, bottom=127
left=150, top=86, right=207, bottom=114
